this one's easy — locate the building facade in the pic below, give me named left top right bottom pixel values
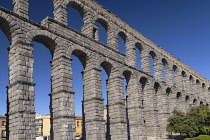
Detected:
left=0, top=115, right=6, bottom=140
left=75, top=115, right=82, bottom=139
left=35, top=114, right=50, bottom=140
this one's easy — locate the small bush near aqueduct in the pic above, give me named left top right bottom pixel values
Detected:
left=184, top=135, right=210, bottom=140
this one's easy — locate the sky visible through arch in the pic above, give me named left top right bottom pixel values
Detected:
left=0, top=0, right=210, bottom=116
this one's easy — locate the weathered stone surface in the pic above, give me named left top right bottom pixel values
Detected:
left=0, top=0, right=209, bottom=140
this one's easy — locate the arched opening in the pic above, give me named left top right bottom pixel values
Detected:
left=189, top=75, right=194, bottom=83
left=33, top=42, right=52, bottom=115
left=181, top=71, right=186, bottom=83
left=202, top=83, right=206, bottom=89
left=185, top=95, right=190, bottom=102
left=71, top=49, right=87, bottom=138
left=166, top=88, right=171, bottom=96
left=149, top=51, right=156, bottom=77
left=200, top=101, right=203, bottom=105
left=95, top=18, right=108, bottom=44
left=172, top=65, right=177, bottom=82
left=32, top=35, right=55, bottom=138
left=208, top=87, right=210, bottom=93
left=140, top=77, right=147, bottom=91
left=196, top=79, right=200, bottom=87
left=118, top=32, right=127, bottom=54
left=67, top=2, right=84, bottom=32
left=100, top=61, right=112, bottom=138
left=162, top=58, right=167, bottom=81
left=193, top=99, right=197, bottom=105
left=154, top=82, right=160, bottom=94
left=123, top=71, right=131, bottom=98
left=123, top=70, right=131, bottom=140
left=176, top=92, right=182, bottom=100
left=0, top=29, right=10, bottom=117
left=135, top=43, right=142, bottom=70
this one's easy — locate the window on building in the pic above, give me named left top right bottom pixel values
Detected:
left=1, top=121, right=5, bottom=126
left=44, top=136, right=48, bottom=140
left=1, top=130, right=6, bottom=138
left=77, top=121, right=80, bottom=127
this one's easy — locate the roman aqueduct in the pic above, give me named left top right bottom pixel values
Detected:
left=0, top=0, right=209, bottom=139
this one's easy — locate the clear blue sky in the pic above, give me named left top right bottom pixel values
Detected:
left=0, top=0, right=210, bottom=116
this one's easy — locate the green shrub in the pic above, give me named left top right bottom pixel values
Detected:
left=184, top=138, right=194, bottom=140
left=197, top=135, right=210, bottom=140
left=184, top=135, right=210, bottom=140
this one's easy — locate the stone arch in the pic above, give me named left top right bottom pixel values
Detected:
left=189, top=75, right=194, bottom=82
left=149, top=50, right=156, bottom=77
left=66, top=0, right=85, bottom=18
left=122, top=70, right=132, bottom=84
left=202, top=83, right=206, bottom=89
left=162, top=58, right=168, bottom=65
left=95, top=17, right=109, bottom=31
left=117, top=31, right=128, bottom=53
left=185, top=95, right=190, bottom=102
left=176, top=92, right=182, bottom=99
left=154, top=82, right=160, bottom=93
left=97, top=57, right=117, bottom=76
left=135, top=42, right=143, bottom=52
left=117, top=30, right=127, bottom=43
left=71, top=49, right=88, bottom=69
left=196, top=79, right=200, bottom=86
left=181, top=70, right=187, bottom=83
left=140, top=77, right=147, bottom=90
left=0, top=14, right=23, bottom=44
left=193, top=98, right=197, bottom=105
left=162, top=58, right=168, bottom=81
left=100, top=61, right=113, bottom=77
left=166, top=87, right=171, bottom=96
left=92, top=16, right=109, bottom=43
left=149, top=50, right=157, bottom=60
left=26, top=30, right=58, bottom=55
left=133, top=42, right=144, bottom=70
left=172, top=65, right=178, bottom=82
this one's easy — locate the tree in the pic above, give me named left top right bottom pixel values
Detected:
left=166, top=105, right=210, bottom=138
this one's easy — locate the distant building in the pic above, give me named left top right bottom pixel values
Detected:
left=75, top=115, right=82, bottom=139
left=0, top=115, right=6, bottom=140
left=35, top=114, right=50, bottom=140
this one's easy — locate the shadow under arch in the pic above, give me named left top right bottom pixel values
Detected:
left=32, top=35, right=56, bottom=56
left=101, top=61, right=113, bottom=77
left=154, top=82, right=160, bottom=93
left=0, top=16, right=14, bottom=44
left=166, top=87, right=172, bottom=96
left=72, top=49, right=87, bottom=69
left=140, top=77, right=147, bottom=90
